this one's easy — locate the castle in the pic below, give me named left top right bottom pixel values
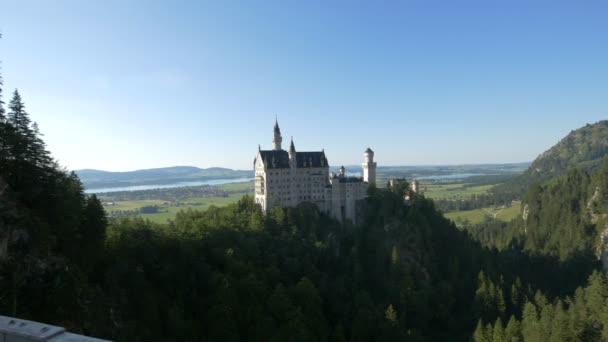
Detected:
left=253, top=120, right=376, bottom=223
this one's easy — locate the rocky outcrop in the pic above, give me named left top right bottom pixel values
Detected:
left=598, top=228, right=608, bottom=272
left=587, top=186, right=608, bottom=272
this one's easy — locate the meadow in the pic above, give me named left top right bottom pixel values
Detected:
left=423, top=182, right=495, bottom=199
left=101, top=168, right=522, bottom=224
left=443, top=202, right=522, bottom=225
left=419, top=176, right=522, bottom=224
left=102, top=181, right=254, bottom=223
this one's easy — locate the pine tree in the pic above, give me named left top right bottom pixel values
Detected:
left=538, top=301, right=554, bottom=342
left=492, top=318, right=505, bottom=342
left=522, top=301, right=541, bottom=342
left=0, top=68, right=6, bottom=164
left=584, top=271, right=608, bottom=318
left=473, top=320, right=488, bottom=342
left=510, top=278, right=523, bottom=314
left=79, top=194, right=108, bottom=269
left=550, top=300, right=571, bottom=342
left=385, top=304, right=398, bottom=326
left=7, top=89, right=30, bottom=135
left=0, top=69, right=5, bottom=122
left=0, top=33, right=5, bottom=123
left=29, top=122, right=51, bottom=168
left=485, top=323, right=493, bottom=341
left=496, top=285, right=506, bottom=319
left=504, top=316, right=522, bottom=342
left=6, top=89, right=35, bottom=172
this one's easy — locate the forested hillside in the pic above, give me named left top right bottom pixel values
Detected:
left=465, top=159, right=608, bottom=341
left=462, top=126, right=608, bottom=341
left=490, top=121, right=608, bottom=202
left=526, top=121, right=608, bottom=182
left=0, top=87, right=107, bottom=327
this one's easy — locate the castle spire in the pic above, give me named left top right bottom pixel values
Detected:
left=273, top=118, right=282, bottom=150
left=289, top=136, right=296, bottom=153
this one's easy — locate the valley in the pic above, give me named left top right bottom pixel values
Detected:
left=97, top=164, right=526, bottom=223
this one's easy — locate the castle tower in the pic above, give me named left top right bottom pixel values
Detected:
left=362, top=147, right=377, bottom=185
left=289, top=137, right=296, bottom=167
left=273, top=119, right=283, bottom=150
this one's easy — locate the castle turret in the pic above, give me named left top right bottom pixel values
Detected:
left=289, top=137, right=296, bottom=167
left=362, top=147, right=377, bottom=185
left=273, top=119, right=283, bottom=150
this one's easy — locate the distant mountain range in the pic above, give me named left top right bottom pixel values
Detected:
left=76, top=166, right=253, bottom=189
left=77, top=162, right=535, bottom=190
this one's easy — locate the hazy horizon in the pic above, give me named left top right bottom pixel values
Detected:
left=76, top=161, right=532, bottom=173
left=1, top=1, right=606, bottom=171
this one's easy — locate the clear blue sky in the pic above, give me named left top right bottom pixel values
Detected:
left=1, top=0, right=606, bottom=171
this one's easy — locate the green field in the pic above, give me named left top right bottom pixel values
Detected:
left=219, top=181, right=254, bottom=192
left=417, top=178, right=523, bottom=225
left=444, top=202, right=521, bottom=225
left=139, top=193, right=247, bottom=223
left=102, top=177, right=518, bottom=225
left=423, top=182, right=494, bottom=199
left=103, top=181, right=253, bottom=223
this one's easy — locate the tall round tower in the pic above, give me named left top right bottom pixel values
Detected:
left=273, top=119, right=283, bottom=150
left=362, top=147, right=377, bottom=185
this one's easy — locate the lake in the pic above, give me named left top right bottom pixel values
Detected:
left=85, top=177, right=254, bottom=194
left=85, top=173, right=485, bottom=194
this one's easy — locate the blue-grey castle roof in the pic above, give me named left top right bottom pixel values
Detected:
left=258, top=150, right=328, bottom=169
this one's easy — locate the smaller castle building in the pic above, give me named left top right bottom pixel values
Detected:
left=254, top=120, right=376, bottom=223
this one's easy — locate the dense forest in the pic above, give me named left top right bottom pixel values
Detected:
left=462, top=125, right=608, bottom=341
left=3, top=47, right=608, bottom=340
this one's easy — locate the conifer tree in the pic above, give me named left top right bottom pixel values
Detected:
left=550, top=300, right=570, bottom=342
left=510, top=278, right=523, bottom=314
left=473, top=320, right=488, bottom=342
left=79, top=194, right=108, bottom=268
left=538, top=300, right=554, bottom=341
left=496, top=284, right=506, bottom=319
left=504, top=316, right=521, bottom=342
left=492, top=318, right=505, bottom=342
left=384, top=304, right=398, bottom=326
left=28, top=122, right=51, bottom=168
left=0, top=70, right=5, bottom=122
left=0, top=69, right=6, bottom=164
left=0, top=33, right=4, bottom=123
left=6, top=89, right=35, bottom=173
left=521, top=301, right=541, bottom=342
left=7, top=90, right=30, bottom=135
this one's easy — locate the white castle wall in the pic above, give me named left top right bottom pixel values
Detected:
left=254, top=122, right=376, bottom=224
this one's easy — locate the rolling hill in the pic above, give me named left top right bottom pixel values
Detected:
left=525, top=120, right=608, bottom=182
left=76, top=166, right=253, bottom=189
left=492, top=120, right=608, bottom=198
